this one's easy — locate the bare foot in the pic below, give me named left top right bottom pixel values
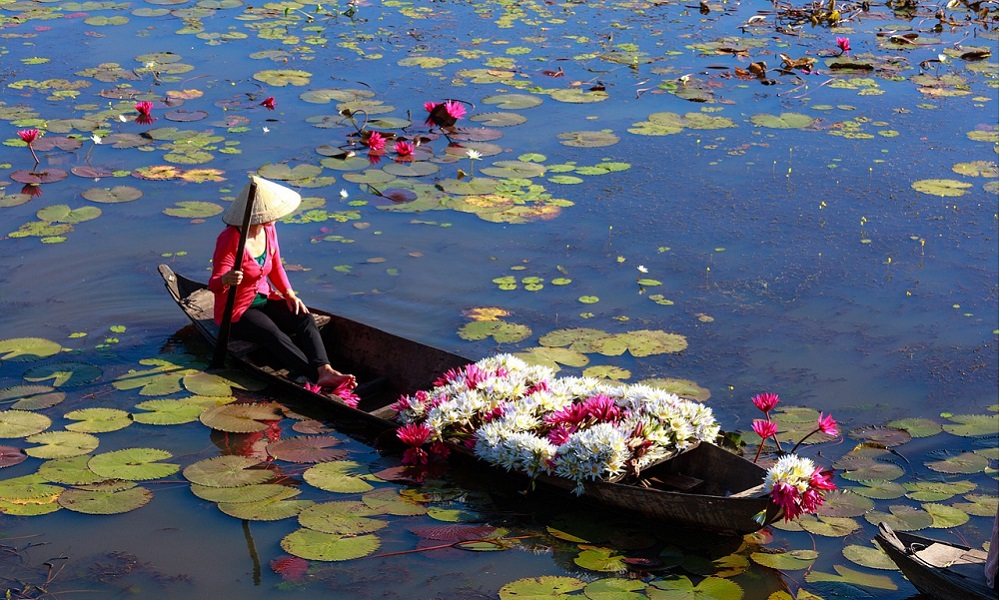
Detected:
left=317, top=365, right=357, bottom=390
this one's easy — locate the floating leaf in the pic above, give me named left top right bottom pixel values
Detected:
left=38, top=455, right=105, bottom=485
left=59, top=484, right=151, bottom=514
left=816, top=490, right=876, bottom=517
left=804, top=565, right=897, bottom=590
left=922, top=502, right=970, bottom=528
left=941, top=413, right=998, bottom=437
left=302, top=461, right=373, bottom=493
left=911, top=178, right=972, bottom=197
left=0, top=446, right=26, bottom=468
left=361, top=488, right=426, bottom=516
left=298, top=501, right=386, bottom=535
left=482, top=94, right=543, bottom=110
left=0, top=385, right=65, bottom=410
left=574, top=546, right=627, bottom=573
left=886, top=417, right=941, bottom=438
left=952, top=494, right=998, bottom=517
left=184, top=369, right=262, bottom=396
left=849, top=480, right=907, bottom=500
left=23, top=361, right=101, bottom=387
left=164, top=201, right=223, bottom=218
left=267, top=435, right=346, bottom=463
left=183, top=455, right=273, bottom=488
left=499, top=576, right=586, bottom=599
left=88, top=448, right=178, bottom=481
left=925, top=451, right=990, bottom=474
left=751, top=549, right=818, bottom=570
left=218, top=488, right=312, bottom=521
left=903, top=480, right=976, bottom=501
left=199, top=402, right=283, bottom=433
left=0, top=337, right=62, bottom=361
left=847, top=426, right=910, bottom=446
left=81, top=186, right=142, bottom=203
left=253, top=69, right=312, bottom=86
left=647, top=575, right=743, bottom=599
left=558, top=130, right=619, bottom=148
left=113, top=358, right=197, bottom=396
left=131, top=398, right=207, bottom=425
left=798, top=514, right=861, bottom=537
left=863, top=505, right=933, bottom=531
left=280, top=528, right=380, bottom=561
left=842, top=543, right=898, bottom=570
left=750, top=112, right=816, bottom=129
left=63, top=408, right=131, bottom=433
left=24, top=431, right=99, bottom=459
left=0, top=410, right=52, bottom=438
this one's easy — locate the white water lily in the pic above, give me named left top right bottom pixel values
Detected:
left=466, top=149, right=482, bottom=160
left=91, top=134, right=102, bottom=144
left=339, top=189, right=349, bottom=199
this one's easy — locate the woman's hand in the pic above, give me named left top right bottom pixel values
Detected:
left=221, top=269, right=243, bottom=286
left=285, top=292, right=309, bottom=315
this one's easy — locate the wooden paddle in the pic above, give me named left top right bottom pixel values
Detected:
left=211, top=179, right=258, bottom=369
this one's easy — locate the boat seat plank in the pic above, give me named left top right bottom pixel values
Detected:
left=915, top=543, right=988, bottom=568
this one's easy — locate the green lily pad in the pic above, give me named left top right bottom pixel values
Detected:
left=302, top=461, right=374, bottom=493
left=911, top=178, right=972, bottom=197
left=131, top=398, right=207, bottom=425
left=925, top=451, right=990, bottom=474
left=88, top=448, right=178, bottom=481
left=952, top=494, right=998, bottom=517
left=582, top=578, right=647, bottom=600
left=184, top=369, right=262, bottom=395
left=361, top=488, right=426, bottom=516
left=470, top=112, right=527, bottom=127
left=0, top=385, right=65, bottom=410
left=63, top=408, right=131, bottom=433
left=253, top=69, right=312, bottom=86
left=847, top=425, right=911, bottom=446
left=482, top=94, right=543, bottom=110
left=24, top=431, right=99, bottom=459
left=0, top=410, right=52, bottom=438
left=499, top=576, right=586, bottom=599
left=112, top=358, right=198, bottom=396
left=647, top=575, right=743, bottom=599
left=189, top=483, right=292, bottom=503
left=574, top=546, right=627, bottom=573
left=582, top=365, right=631, bottom=380
left=798, top=514, right=861, bottom=537
left=81, top=185, right=142, bottom=203
left=842, top=543, right=898, bottom=570
left=23, top=361, right=101, bottom=387
left=849, top=480, right=907, bottom=500
left=0, top=337, right=62, bottom=361
left=280, top=528, right=380, bottom=561
left=457, top=320, right=532, bottom=344
left=199, top=402, right=284, bottom=433
left=183, top=455, right=274, bottom=488
left=558, top=130, right=619, bottom=148
left=38, top=455, right=105, bottom=485
left=164, top=201, right=223, bottom=218
left=751, top=549, right=818, bottom=570
left=941, top=413, right=998, bottom=437
left=886, top=417, right=941, bottom=438
left=816, top=489, right=876, bottom=517
left=864, top=505, right=934, bottom=531
left=36, top=204, right=101, bottom=224
left=922, top=502, right=970, bottom=528
left=267, top=435, right=347, bottom=463
left=750, top=112, right=816, bottom=129
left=298, top=501, right=387, bottom=535
left=804, top=565, right=897, bottom=590
left=903, top=480, right=977, bottom=501
left=218, top=488, right=312, bottom=521
left=513, top=346, right=589, bottom=371
left=59, top=484, right=152, bottom=514
left=549, top=89, right=609, bottom=104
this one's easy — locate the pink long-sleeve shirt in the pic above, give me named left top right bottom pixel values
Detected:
left=208, top=223, right=294, bottom=324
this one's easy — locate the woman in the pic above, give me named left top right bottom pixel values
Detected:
left=208, top=176, right=356, bottom=391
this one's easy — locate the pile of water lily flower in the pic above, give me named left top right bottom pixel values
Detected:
left=392, top=354, right=720, bottom=494
left=749, top=392, right=839, bottom=522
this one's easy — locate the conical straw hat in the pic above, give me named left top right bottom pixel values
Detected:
left=222, top=176, right=302, bottom=225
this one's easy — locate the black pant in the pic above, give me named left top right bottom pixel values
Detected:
left=231, top=300, right=330, bottom=381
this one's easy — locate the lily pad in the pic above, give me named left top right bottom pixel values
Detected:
left=23, top=361, right=101, bottom=387
left=298, top=501, right=387, bottom=535
left=925, top=451, right=990, bottom=474
left=361, top=488, right=427, bottom=516
left=59, top=483, right=152, bottom=514
left=81, top=185, right=142, bottom=203
left=941, top=413, right=998, bottom=437
left=302, top=461, right=374, bottom=493
left=164, top=201, right=223, bottom=218
left=63, top=408, right=132, bottom=433
left=904, top=480, right=977, bottom=501
left=218, top=489, right=312, bottom=521
left=498, top=576, right=586, bottom=599
left=189, top=483, right=293, bottom=504
left=0, top=385, right=65, bottom=410
left=24, top=431, right=99, bottom=459
left=886, top=417, right=942, bottom=438
left=574, top=546, right=627, bottom=573
left=0, top=410, right=52, bottom=438
left=199, top=402, right=284, bottom=433
left=863, top=505, right=934, bottom=531
left=88, top=448, right=178, bottom=481
left=750, top=112, right=816, bottom=129
left=647, top=575, right=743, bottom=599
left=911, top=178, right=972, bottom=197
left=842, top=543, right=898, bottom=570
left=0, top=337, right=62, bottom=361
left=267, top=435, right=347, bottom=463
left=131, top=398, right=207, bottom=425
left=922, top=502, right=970, bottom=528
left=38, top=455, right=105, bottom=485
left=280, top=528, right=380, bottom=561
left=183, top=455, right=273, bottom=488
left=558, top=130, right=619, bottom=148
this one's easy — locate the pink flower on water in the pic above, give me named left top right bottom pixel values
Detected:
left=18, top=129, right=39, bottom=144
left=816, top=412, right=838, bottom=437
left=394, top=140, right=414, bottom=157
left=402, top=446, right=429, bottom=465
left=751, top=392, right=780, bottom=413
left=366, top=131, right=386, bottom=152
left=260, top=96, right=276, bottom=110
left=423, top=99, right=466, bottom=127
left=396, top=422, right=432, bottom=447
left=135, top=101, right=154, bottom=124
left=836, top=37, right=851, bottom=54
left=752, top=419, right=778, bottom=439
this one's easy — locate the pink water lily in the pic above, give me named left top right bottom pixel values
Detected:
left=260, top=96, right=276, bottom=110
left=394, top=140, right=414, bottom=157
left=17, top=129, right=40, bottom=165
left=816, top=412, right=838, bottom=437
left=836, top=36, right=851, bottom=54
left=134, top=101, right=155, bottom=125
left=366, top=130, right=386, bottom=152
left=752, top=419, right=777, bottom=439
left=330, top=379, right=360, bottom=408
left=423, top=99, right=466, bottom=128
left=751, top=392, right=779, bottom=413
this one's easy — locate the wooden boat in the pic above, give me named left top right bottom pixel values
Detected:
left=875, top=522, right=994, bottom=600
left=159, top=264, right=781, bottom=534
